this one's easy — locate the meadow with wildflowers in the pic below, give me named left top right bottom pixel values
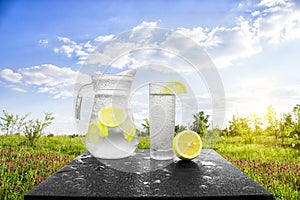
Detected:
left=215, top=136, right=299, bottom=200
left=0, top=135, right=86, bottom=199
left=1, top=135, right=299, bottom=199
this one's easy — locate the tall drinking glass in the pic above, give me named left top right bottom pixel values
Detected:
left=149, top=82, right=176, bottom=160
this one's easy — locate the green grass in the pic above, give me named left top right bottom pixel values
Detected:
left=214, top=136, right=299, bottom=200
left=0, top=135, right=86, bottom=199
left=0, top=135, right=299, bottom=199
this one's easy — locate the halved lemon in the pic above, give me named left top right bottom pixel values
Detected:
left=86, top=123, right=104, bottom=143
left=98, top=106, right=126, bottom=128
left=172, top=130, right=202, bottom=160
left=162, top=80, right=187, bottom=95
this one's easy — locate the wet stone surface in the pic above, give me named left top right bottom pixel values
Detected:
left=25, top=149, right=273, bottom=199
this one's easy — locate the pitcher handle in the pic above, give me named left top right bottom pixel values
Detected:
left=75, top=83, right=92, bottom=120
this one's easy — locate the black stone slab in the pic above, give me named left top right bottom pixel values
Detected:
left=25, top=149, right=273, bottom=199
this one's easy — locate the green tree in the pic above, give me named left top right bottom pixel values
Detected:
left=249, top=113, right=263, bottom=135
left=0, top=110, right=13, bottom=134
left=227, top=115, right=243, bottom=136
left=0, top=110, right=29, bottom=135
left=141, top=118, right=150, bottom=137
left=24, top=113, right=54, bottom=146
left=13, top=113, right=29, bottom=134
left=175, top=124, right=187, bottom=135
left=190, top=111, right=210, bottom=137
left=291, top=104, right=300, bottom=148
left=227, top=115, right=253, bottom=143
left=278, top=112, right=293, bottom=146
left=264, top=105, right=280, bottom=138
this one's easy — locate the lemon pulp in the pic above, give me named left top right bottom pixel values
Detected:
left=172, top=130, right=202, bottom=160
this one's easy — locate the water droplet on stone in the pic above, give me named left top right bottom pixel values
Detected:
left=200, top=185, right=207, bottom=189
left=153, top=179, right=161, bottom=184
left=124, top=161, right=131, bottom=165
left=102, top=179, right=111, bottom=184
left=162, top=168, right=170, bottom=173
left=74, top=177, right=84, bottom=181
left=203, top=176, right=212, bottom=179
left=201, top=161, right=216, bottom=166
left=65, top=180, right=73, bottom=184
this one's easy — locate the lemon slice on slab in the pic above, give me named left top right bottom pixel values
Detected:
left=98, top=106, right=126, bottom=128
left=162, top=80, right=187, bottom=95
left=86, top=123, right=104, bottom=143
left=172, top=130, right=202, bottom=160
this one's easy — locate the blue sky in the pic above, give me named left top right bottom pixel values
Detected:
left=1, top=0, right=300, bottom=134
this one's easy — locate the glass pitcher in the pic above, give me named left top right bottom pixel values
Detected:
left=75, top=69, right=138, bottom=159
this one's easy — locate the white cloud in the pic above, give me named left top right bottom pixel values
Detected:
left=0, top=69, right=22, bottom=83
left=254, top=0, right=300, bottom=44
left=54, top=41, right=81, bottom=58
left=10, top=87, right=27, bottom=93
left=251, top=10, right=260, bottom=16
left=176, top=27, right=210, bottom=46
left=111, top=54, right=133, bottom=69
left=94, top=34, right=115, bottom=42
left=54, top=36, right=88, bottom=63
left=39, top=39, right=49, bottom=46
left=174, top=16, right=263, bottom=68
left=258, top=0, right=290, bottom=7
left=51, top=2, right=300, bottom=70
left=132, top=21, right=158, bottom=31
left=171, top=0, right=300, bottom=68
left=0, top=64, right=90, bottom=99
left=130, top=21, right=159, bottom=43
left=19, top=64, right=77, bottom=87
left=206, top=17, right=262, bottom=67
left=57, top=36, right=72, bottom=43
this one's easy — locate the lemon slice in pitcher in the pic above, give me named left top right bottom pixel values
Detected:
left=86, top=123, right=104, bottom=143
left=98, top=121, right=108, bottom=137
left=172, top=130, right=202, bottom=160
left=162, top=80, right=187, bottom=94
left=121, top=119, right=136, bottom=142
left=98, top=106, right=126, bottom=128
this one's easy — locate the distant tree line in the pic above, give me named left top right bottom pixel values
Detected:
left=2, top=103, right=299, bottom=149
left=140, top=111, right=210, bottom=137
left=140, top=104, right=299, bottom=148
left=223, top=104, right=300, bottom=147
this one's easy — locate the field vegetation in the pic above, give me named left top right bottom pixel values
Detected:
left=0, top=104, right=299, bottom=199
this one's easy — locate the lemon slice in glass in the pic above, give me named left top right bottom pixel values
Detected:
left=172, top=130, right=202, bottom=160
left=86, top=123, right=104, bottom=143
left=98, top=106, right=126, bottom=128
left=162, top=80, right=187, bottom=94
